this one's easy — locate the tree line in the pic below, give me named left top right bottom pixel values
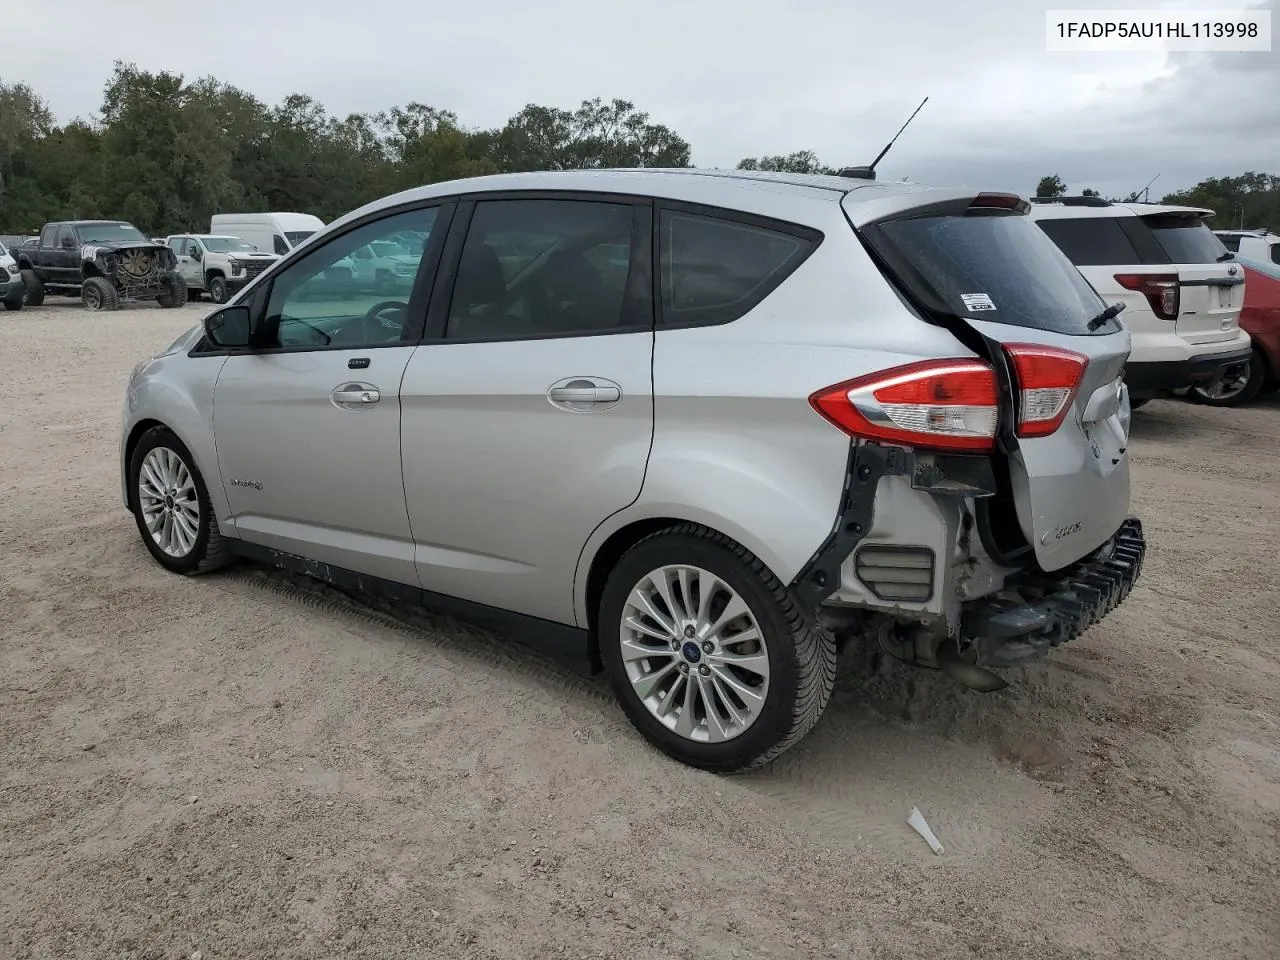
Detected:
left=1, top=62, right=1274, bottom=237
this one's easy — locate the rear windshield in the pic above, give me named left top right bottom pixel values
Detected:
left=864, top=211, right=1114, bottom=335
left=1141, top=215, right=1230, bottom=264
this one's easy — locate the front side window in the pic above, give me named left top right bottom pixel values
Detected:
left=172, top=238, right=190, bottom=257
left=54, top=225, right=76, bottom=248
left=659, top=209, right=818, bottom=327
left=261, top=206, right=440, bottom=350
left=445, top=198, right=649, bottom=340
left=273, top=235, right=289, bottom=256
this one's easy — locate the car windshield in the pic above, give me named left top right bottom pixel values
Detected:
left=77, top=222, right=150, bottom=244
left=1141, top=215, right=1230, bottom=264
left=284, top=230, right=315, bottom=246
left=864, top=209, right=1114, bottom=335
left=1237, top=255, right=1280, bottom=281
left=202, top=237, right=257, bottom=253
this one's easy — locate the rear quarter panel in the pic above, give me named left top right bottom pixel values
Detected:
left=575, top=207, right=978, bottom=624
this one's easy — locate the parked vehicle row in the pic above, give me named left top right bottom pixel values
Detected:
left=1028, top=196, right=1252, bottom=408
left=120, top=168, right=1146, bottom=772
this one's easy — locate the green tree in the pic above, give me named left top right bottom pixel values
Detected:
left=1035, top=175, right=1067, bottom=198
left=736, top=150, right=835, bottom=175
left=1163, top=172, right=1280, bottom=232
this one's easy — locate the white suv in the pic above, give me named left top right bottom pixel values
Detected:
left=1029, top=198, right=1251, bottom=403
left=1214, top=228, right=1280, bottom=265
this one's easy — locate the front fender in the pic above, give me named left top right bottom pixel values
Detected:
left=122, top=352, right=232, bottom=533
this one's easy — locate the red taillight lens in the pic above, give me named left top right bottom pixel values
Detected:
left=1114, top=273, right=1179, bottom=321
left=809, top=359, right=999, bottom=452
left=968, top=192, right=1029, bottom=213
left=1003, top=344, right=1089, bottom=438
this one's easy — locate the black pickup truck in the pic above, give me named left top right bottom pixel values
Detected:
left=16, top=220, right=187, bottom=311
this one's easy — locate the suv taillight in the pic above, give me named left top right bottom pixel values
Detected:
left=1003, top=344, right=1089, bottom=438
left=809, top=360, right=999, bottom=452
left=1114, top=273, right=1179, bottom=320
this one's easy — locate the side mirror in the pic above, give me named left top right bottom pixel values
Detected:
left=192, top=248, right=203, bottom=262
left=203, top=305, right=252, bottom=349
left=60, top=236, right=76, bottom=249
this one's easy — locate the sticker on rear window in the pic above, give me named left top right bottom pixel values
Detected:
left=961, top=293, right=996, bottom=312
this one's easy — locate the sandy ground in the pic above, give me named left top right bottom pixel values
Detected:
left=2, top=299, right=1278, bottom=960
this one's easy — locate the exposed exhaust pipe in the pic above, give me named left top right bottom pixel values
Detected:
left=934, top=638, right=1009, bottom=692
left=876, top=620, right=1009, bottom=692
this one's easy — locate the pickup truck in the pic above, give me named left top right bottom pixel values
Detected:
left=164, top=234, right=279, bottom=303
left=15, top=220, right=187, bottom=311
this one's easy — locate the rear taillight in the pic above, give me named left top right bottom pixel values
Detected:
left=809, top=360, right=999, bottom=452
left=1003, top=344, right=1089, bottom=438
left=1114, top=273, right=1179, bottom=320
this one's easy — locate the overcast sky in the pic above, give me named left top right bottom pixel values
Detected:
left=2, top=0, right=1274, bottom=201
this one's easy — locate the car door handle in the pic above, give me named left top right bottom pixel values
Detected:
left=549, top=385, right=620, bottom=404
left=332, top=384, right=380, bottom=405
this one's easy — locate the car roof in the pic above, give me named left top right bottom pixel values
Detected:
left=327, top=168, right=987, bottom=234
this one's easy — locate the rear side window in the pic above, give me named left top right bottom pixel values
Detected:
left=1037, top=217, right=1143, bottom=265
left=659, top=209, right=819, bottom=327
left=1141, top=215, right=1229, bottom=264
left=863, top=211, right=1114, bottom=336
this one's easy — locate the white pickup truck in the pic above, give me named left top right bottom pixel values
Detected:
left=164, top=234, right=280, bottom=303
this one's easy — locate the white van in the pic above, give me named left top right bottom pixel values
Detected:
left=208, top=212, right=324, bottom=257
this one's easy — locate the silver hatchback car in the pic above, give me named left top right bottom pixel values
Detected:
left=121, top=169, right=1146, bottom=771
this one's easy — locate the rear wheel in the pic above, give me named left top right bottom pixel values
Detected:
left=598, top=524, right=837, bottom=772
left=156, top=272, right=188, bottom=308
left=1189, top=349, right=1265, bottom=407
left=82, top=276, right=119, bottom=312
left=20, top=269, right=44, bottom=306
left=129, top=426, right=230, bottom=575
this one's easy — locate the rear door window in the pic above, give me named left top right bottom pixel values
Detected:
left=1141, top=215, right=1230, bottom=264
left=1036, top=217, right=1143, bottom=265
left=658, top=209, right=820, bottom=327
left=863, top=210, right=1114, bottom=336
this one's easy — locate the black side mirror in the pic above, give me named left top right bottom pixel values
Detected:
left=60, top=236, right=76, bottom=249
left=192, top=248, right=203, bottom=262
left=203, top=305, right=252, bottom=349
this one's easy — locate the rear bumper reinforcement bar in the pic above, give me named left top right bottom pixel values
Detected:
left=962, top=516, right=1146, bottom=668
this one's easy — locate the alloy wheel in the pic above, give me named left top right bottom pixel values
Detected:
left=619, top=564, right=770, bottom=743
left=137, top=446, right=201, bottom=558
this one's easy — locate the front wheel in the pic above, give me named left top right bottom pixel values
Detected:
left=1189, top=350, right=1265, bottom=407
left=2, top=296, right=22, bottom=312
left=598, top=524, right=837, bottom=772
left=129, top=426, right=230, bottom=575
left=156, top=272, right=189, bottom=308
left=82, top=276, right=119, bottom=312
left=207, top=275, right=228, bottom=304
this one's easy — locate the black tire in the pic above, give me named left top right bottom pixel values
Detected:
left=128, top=426, right=230, bottom=576
left=1189, top=349, right=1266, bottom=407
left=82, top=276, right=119, bottom=312
left=598, top=524, right=837, bottom=773
left=1129, top=398, right=1150, bottom=410
left=2, top=296, right=22, bottom=312
left=207, top=274, right=228, bottom=304
left=20, top=269, right=44, bottom=306
left=156, top=271, right=188, bottom=308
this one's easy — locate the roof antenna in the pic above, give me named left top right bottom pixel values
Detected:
left=1125, top=173, right=1160, bottom=203
left=837, top=96, right=929, bottom=181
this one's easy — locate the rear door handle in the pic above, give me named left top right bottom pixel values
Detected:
left=332, top=383, right=380, bottom=405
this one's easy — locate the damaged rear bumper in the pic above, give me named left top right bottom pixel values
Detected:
left=962, top=516, right=1146, bottom=668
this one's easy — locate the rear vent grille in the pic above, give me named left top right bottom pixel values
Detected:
left=854, top=545, right=936, bottom=603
